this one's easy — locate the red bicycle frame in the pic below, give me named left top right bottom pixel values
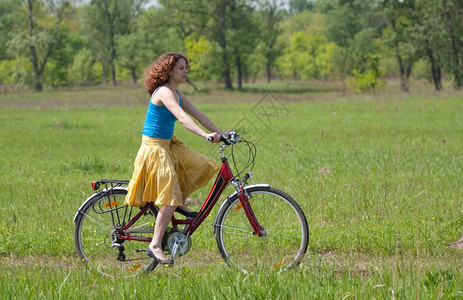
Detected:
left=117, top=155, right=265, bottom=242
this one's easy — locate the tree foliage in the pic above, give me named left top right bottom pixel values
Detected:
left=0, top=0, right=462, bottom=92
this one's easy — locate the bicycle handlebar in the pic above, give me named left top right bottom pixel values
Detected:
left=206, top=132, right=239, bottom=145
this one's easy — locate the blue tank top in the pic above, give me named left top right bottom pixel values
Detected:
left=141, top=88, right=182, bottom=139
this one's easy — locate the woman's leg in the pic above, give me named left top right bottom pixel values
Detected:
left=148, top=205, right=176, bottom=261
left=179, top=198, right=194, bottom=213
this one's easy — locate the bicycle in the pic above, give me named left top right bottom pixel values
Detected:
left=74, top=132, right=309, bottom=276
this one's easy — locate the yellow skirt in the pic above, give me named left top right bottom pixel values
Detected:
left=124, top=135, right=219, bottom=207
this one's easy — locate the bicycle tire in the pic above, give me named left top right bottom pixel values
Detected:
left=215, top=186, right=309, bottom=273
left=74, top=188, right=159, bottom=277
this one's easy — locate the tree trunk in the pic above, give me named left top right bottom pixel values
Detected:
left=219, top=0, right=232, bottom=89
left=266, top=57, right=271, bottom=83
left=186, top=77, right=198, bottom=92
left=236, top=55, right=242, bottom=89
left=389, top=15, right=412, bottom=92
left=424, top=40, right=442, bottom=91
left=396, top=51, right=413, bottom=93
left=396, top=53, right=409, bottom=92
left=445, top=10, right=462, bottom=89
left=223, top=67, right=233, bottom=89
left=110, top=62, right=117, bottom=86
left=101, top=61, right=108, bottom=85
left=102, top=0, right=117, bottom=86
left=131, top=67, right=137, bottom=84
left=27, top=0, right=42, bottom=92
left=109, top=33, right=117, bottom=85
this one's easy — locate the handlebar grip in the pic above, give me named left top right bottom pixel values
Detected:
left=207, top=132, right=236, bottom=144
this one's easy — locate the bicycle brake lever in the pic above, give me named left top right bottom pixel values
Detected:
left=220, top=134, right=232, bottom=145
left=243, top=172, right=253, bottom=185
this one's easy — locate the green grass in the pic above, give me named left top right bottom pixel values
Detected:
left=1, top=82, right=463, bottom=298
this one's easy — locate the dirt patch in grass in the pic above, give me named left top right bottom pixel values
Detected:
left=450, top=235, right=463, bottom=250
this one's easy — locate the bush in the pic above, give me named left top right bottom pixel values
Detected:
left=352, top=55, right=386, bottom=93
left=67, top=49, right=97, bottom=86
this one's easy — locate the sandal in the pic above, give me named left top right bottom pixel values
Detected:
left=175, top=207, right=198, bottom=219
left=146, top=247, right=174, bottom=267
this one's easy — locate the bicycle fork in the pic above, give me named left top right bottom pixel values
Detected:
left=232, top=179, right=266, bottom=237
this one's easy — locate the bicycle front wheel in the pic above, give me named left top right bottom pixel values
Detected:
left=215, top=186, right=309, bottom=273
left=74, top=188, right=158, bottom=277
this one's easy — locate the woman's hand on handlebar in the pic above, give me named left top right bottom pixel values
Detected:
left=221, top=129, right=233, bottom=139
left=205, top=132, right=221, bottom=143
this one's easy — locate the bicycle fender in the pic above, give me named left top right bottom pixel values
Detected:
left=73, top=187, right=127, bottom=222
left=212, top=184, right=270, bottom=234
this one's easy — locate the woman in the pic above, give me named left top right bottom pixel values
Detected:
left=124, top=53, right=229, bottom=266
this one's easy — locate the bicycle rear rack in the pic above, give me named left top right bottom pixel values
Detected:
left=92, top=179, right=130, bottom=191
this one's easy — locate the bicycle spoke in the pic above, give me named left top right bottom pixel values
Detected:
left=75, top=190, right=159, bottom=277
left=216, top=224, right=256, bottom=236
left=216, top=187, right=308, bottom=273
left=78, top=210, right=114, bottom=234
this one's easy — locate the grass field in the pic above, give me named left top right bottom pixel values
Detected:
left=1, top=81, right=462, bottom=298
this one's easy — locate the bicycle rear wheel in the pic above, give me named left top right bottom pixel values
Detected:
left=215, top=186, right=309, bottom=273
left=74, top=188, right=158, bottom=277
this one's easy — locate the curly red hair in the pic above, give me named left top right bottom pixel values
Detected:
left=143, top=53, right=190, bottom=96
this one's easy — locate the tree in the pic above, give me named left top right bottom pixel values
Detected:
left=159, top=0, right=234, bottom=89
left=289, top=0, right=314, bottom=13
left=314, top=0, right=386, bottom=93
left=184, top=36, right=214, bottom=81
left=229, top=0, right=259, bottom=89
left=159, top=0, right=258, bottom=89
left=115, top=0, right=148, bottom=84
left=0, top=0, right=22, bottom=61
left=68, top=48, right=97, bottom=85
left=258, top=0, right=285, bottom=82
left=352, top=54, right=386, bottom=93
left=136, top=6, right=185, bottom=64
left=382, top=0, right=463, bottom=91
left=8, top=0, right=71, bottom=91
left=382, top=0, right=418, bottom=92
left=80, top=0, right=139, bottom=85
left=440, top=0, right=463, bottom=89
left=0, top=0, right=22, bottom=84
left=277, top=31, right=336, bottom=80
left=413, top=0, right=443, bottom=91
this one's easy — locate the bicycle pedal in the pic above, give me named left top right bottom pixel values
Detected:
left=111, top=242, right=122, bottom=248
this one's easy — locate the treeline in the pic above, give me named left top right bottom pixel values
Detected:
left=0, top=0, right=462, bottom=93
